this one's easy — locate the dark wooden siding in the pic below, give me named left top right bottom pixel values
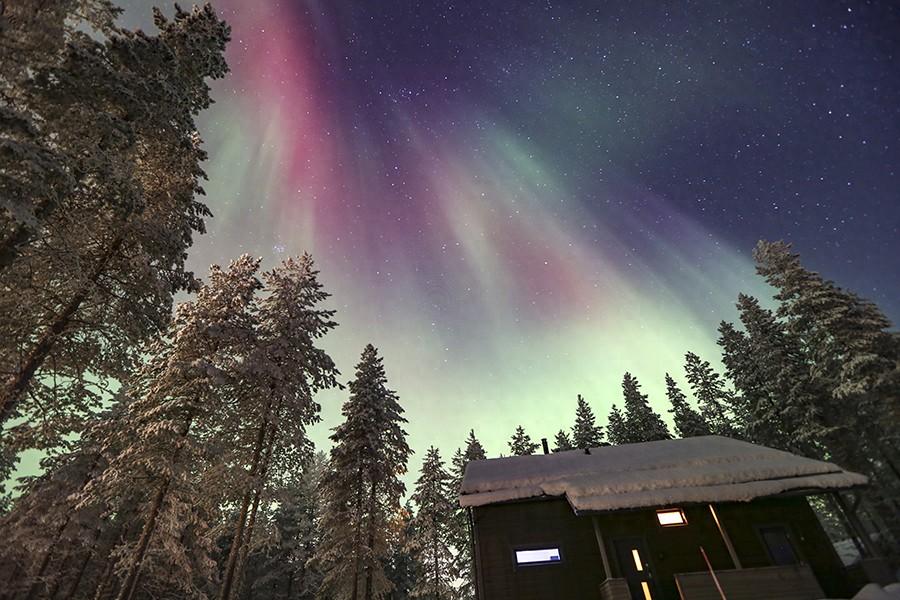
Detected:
left=472, top=495, right=849, bottom=600
left=716, top=496, right=849, bottom=598
left=472, top=498, right=606, bottom=600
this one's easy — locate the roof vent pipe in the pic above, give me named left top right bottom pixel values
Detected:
left=541, top=438, right=550, bottom=455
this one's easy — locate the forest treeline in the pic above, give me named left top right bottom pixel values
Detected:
left=1, top=1, right=899, bottom=600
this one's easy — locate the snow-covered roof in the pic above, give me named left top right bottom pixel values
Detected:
left=459, top=436, right=867, bottom=513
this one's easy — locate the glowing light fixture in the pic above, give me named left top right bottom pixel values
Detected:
left=656, top=508, right=687, bottom=527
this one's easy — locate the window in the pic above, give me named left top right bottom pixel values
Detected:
left=759, top=525, right=799, bottom=566
left=656, top=508, right=687, bottom=527
left=514, top=547, right=562, bottom=566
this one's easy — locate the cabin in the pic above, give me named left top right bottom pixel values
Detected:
left=459, top=436, right=884, bottom=600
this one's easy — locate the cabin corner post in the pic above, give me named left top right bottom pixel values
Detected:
left=708, top=504, right=742, bottom=569
left=467, top=507, right=484, bottom=600
left=591, top=516, right=613, bottom=580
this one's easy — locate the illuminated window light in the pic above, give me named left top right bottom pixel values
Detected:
left=657, top=508, right=687, bottom=527
left=515, top=548, right=562, bottom=565
left=641, top=581, right=654, bottom=600
left=631, top=548, right=644, bottom=571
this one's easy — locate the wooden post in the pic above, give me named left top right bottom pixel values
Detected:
left=708, top=504, right=742, bottom=570
left=591, top=516, right=613, bottom=580
left=700, top=546, right=728, bottom=600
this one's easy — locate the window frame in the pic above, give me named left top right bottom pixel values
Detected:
left=755, top=522, right=804, bottom=566
left=511, top=544, right=565, bottom=568
left=656, top=508, right=688, bottom=527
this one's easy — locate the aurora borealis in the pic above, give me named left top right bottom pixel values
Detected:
left=118, top=0, right=900, bottom=458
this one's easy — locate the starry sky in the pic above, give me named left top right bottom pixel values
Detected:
left=117, top=1, right=900, bottom=460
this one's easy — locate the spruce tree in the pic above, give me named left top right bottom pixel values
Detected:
left=316, top=345, right=411, bottom=600
left=243, top=452, right=326, bottom=600
left=0, top=2, right=231, bottom=466
left=748, top=241, right=900, bottom=547
left=552, top=429, right=574, bottom=452
left=723, top=295, right=828, bottom=454
left=621, top=373, right=671, bottom=443
left=408, top=447, right=455, bottom=600
left=665, top=374, right=711, bottom=438
left=606, top=404, right=627, bottom=446
left=754, top=240, right=900, bottom=469
left=507, top=426, right=539, bottom=456
left=217, top=254, right=340, bottom=600
left=683, top=352, right=737, bottom=437
left=79, top=255, right=264, bottom=600
left=385, top=503, right=418, bottom=600
left=571, top=394, right=605, bottom=448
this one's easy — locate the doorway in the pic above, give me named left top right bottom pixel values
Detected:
left=613, top=537, right=659, bottom=600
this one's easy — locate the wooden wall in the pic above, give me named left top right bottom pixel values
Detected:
left=472, top=498, right=607, bottom=600
left=675, top=564, right=824, bottom=600
left=471, top=495, right=849, bottom=600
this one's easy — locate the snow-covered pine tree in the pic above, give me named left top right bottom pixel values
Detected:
left=749, top=241, right=900, bottom=547
left=77, top=256, right=263, bottom=600
left=571, top=394, right=605, bottom=448
left=316, top=345, right=411, bottom=600
left=385, top=502, right=418, bottom=600
left=552, top=429, right=574, bottom=452
left=0, top=442, right=108, bottom=599
left=753, top=241, right=900, bottom=475
left=0, top=3, right=231, bottom=471
left=0, top=0, right=119, bottom=267
left=621, top=373, right=671, bottom=443
left=683, top=352, right=737, bottom=437
left=720, top=295, right=828, bottom=455
left=218, top=254, right=340, bottom=600
left=507, top=426, right=539, bottom=456
left=606, top=405, right=627, bottom=446
left=407, top=447, right=456, bottom=600
left=665, top=374, right=712, bottom=438
left=242, top=451, right=327, bottom=600
left=450, top=430, right=486, bottom=600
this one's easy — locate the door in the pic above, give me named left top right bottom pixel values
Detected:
left=613, top=537, right=659, bottom=600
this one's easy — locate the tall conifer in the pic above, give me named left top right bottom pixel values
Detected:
left=408, top=448, right=455, bottom=600
left=571, top=394, right=605, bottom=448
left=683, top=352, right=736, bottom=437
left=606, top=405, right=627, bottom=446
left=316, top=345, right=411, bottom=600
left=507, top=426, right=539, bottom=456
left=621, top=373, right=671, bottom=443
left=552, top=430, right=574, bottom=452
left=665, top=374, right=711, bottom=438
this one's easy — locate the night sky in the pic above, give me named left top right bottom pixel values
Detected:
left=118, top=1, right=900, bottom=459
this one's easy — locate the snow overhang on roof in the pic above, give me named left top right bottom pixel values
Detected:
left=458, top=436, right=867, bottom=514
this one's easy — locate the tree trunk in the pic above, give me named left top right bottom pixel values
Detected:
left=91, top=556, right=115, bottom=600
left=350, top=463, right=364, bottom=600
left=61, top=525, right=102, bottom=600
left=113, top=477, right=169, bottom=600
left=0, top=229, right=127, bottom=425
left=22, top=454, right=103, bottom=600
left=363, top=479, right=377, bottom=600
left=218, top=411, right=271, bottom=600
left=284, top=572, right=293, bottom=600
left=230, top=424, right=277, bottom=600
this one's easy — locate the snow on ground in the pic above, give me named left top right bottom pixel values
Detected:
left=459, top=435, right=867, bottom=512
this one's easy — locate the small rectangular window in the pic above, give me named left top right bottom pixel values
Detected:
left=515, top=548, right=562, bottom=565
left=656, top=508, right=687, bottom=527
